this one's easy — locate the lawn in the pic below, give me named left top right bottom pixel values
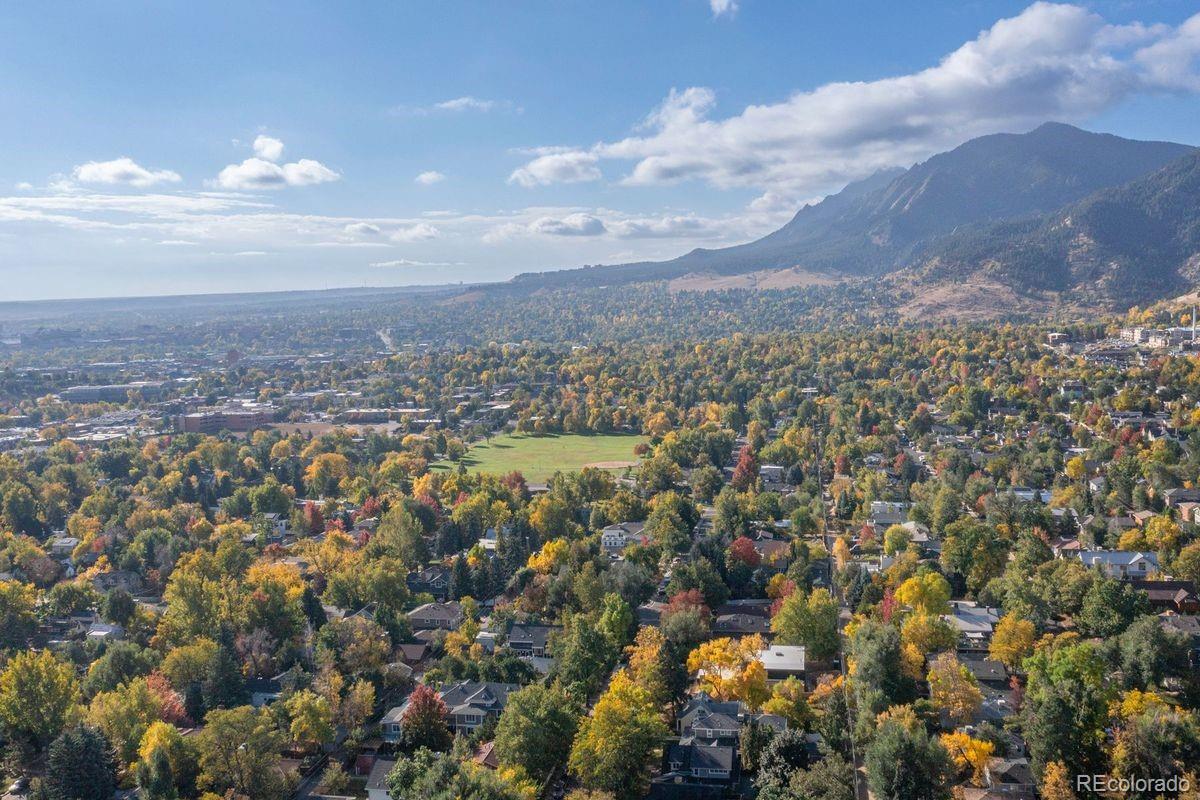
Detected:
left=431, top=432, right=646, bottom=484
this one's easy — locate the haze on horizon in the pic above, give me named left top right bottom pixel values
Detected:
left=2, top=0, right=1200, bottom=301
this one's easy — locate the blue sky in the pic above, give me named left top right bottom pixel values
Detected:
left=1, top=1, right=1199, bottom=300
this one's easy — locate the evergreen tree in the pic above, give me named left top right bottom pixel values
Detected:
left=40, top=725, right=117, bottom=800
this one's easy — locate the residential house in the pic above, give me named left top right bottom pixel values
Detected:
left=247, top=673, right=285, bottom=707
left=756, top=645, right=806, bottom=681
left=662, top=742, right=736, bottom=783
left=383, top=681, right=518, bottom=743
left=506, top=623, right=556, bottom=657
left=406, top=566, right=452, bottom=601
left=600, top=521, right=646, bottom=553
left=1071, top=550, right=1160, bottom=579
left=1129, top=580, right=1200, bottom=613
left=407, top=601, right=464, bottom=631
left=712, top=612, right=771, bottom=637
left=942, top=601, right=1002, bottom=651
left=365, top=757, right=395, bottom=800
left=1163, top=487, right=1200, bottom=507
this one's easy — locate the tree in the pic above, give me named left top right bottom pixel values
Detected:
left=0, top=648, right=79, bottom=749
left=304, top=452, right=350, bottom=496
left=1038, top=761, right=1076, bottom=800
left=568, top=669, right=667, bottom=799
left=927, top=653, right=983, bottom=726
left=1076, top=575, right=1147, bottom=638
left=402, top=684, right=452, bottom=752
left=894, top=572, right=951, bottom=615
left=1021, top=641, right=1113, bottom=779
left=555, top=613, right=618, bottom=699
left=138, top=722, right=198, bottom=800
left=372, top=504, right=429, bottom=568
left=883, top=524, right=911, bottom=557
left=1116, top=614, right=1191, bottom=690
left=494, top=684, right=580, bottom=783
left=865, top=715, right=954, bottom=800
left=1110, top=707, right=1200, bottom=796
left=195, top=706, right=285, bottom=800
left=136, top=745, right=179, bottom=800
left=731, top=445, right=759, bottom=491
left=761, top=676, right=812, bottom=730
left=940, top=731, right=994, bottom=785
left=38, top=725, right=117, bottom=800
left=989, top=614, right=1036, bottom=671
left=626, top=626, right=675, bottom=708
left=687, top=635, right=770, bottom=709
left=900, top=612, right=957, bottom=657
left=285, top=689, right=335, bottom=751
left=771, top=588, right=839, bottom=661
left=848, top=620, right=914, bottom=716
left=0, top=579, right=37, bottom=650
left=598, top=592, right=636, bottom=649
left=785, top=752, right=856, bottom=800
left=87, top=676, right=165, bottom=765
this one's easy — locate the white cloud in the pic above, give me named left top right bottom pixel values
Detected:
left=396, top=96, right=520, bottom=116
left=710, top=0, right=738, bottom=18
left=344, top=222, right=382, bottom=236
left=436, top=96, right=498, bottom=112
left=73, top=157, right=181, bottom=188
left=215, top=157, right=340, bottom=190
left=512, top=3, right=1200, bottom=198
left=232, top=250, right=269, bottom=257
left=530, top=213, right=607, bottom=236
left=415, top=170, right=446, bottom=185
left=159, top=239, right=198, bottom=246
left=253, top=135, right=285, bottom=162
left=609, top=214, right=711, bottom=238
left=14, top=182, right=33, bottom=191
left=390, top=222, right=440, bottom=242
left=509, top=150, right=602, bottom=188
left=370, top=258, right=462, bottom=268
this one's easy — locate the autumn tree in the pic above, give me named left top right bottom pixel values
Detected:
left=402, top=684, right=453, bottom=751
left=195, top=706, right=285, bottom=800
left=927, top=653, right=983, bottom=726
left=0, top=648, right=79, bottom=750
left=989, top=614, right=1036, bottom=670
left=569, top=669, right=667, bottom=799
left=771, top=587, right=839, bottom=661
left=687, top=635, right=769, bottom=710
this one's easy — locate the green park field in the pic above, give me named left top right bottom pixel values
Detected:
left=432, top=432, right=646, bottom=483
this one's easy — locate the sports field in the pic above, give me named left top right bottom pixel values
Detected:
left=432, top=432, right=646, bottom=483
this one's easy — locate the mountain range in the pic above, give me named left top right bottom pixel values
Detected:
left=509, top=123, right=1200, bottom=310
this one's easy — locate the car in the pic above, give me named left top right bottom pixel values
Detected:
left=6, top=776, right=29, bottom=796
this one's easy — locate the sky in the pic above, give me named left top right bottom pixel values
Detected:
left=1, top=1, right=1199, bottom=301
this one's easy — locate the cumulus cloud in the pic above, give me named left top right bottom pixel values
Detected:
left=509, top=150, right=602, bottom=187
left=530, top=213, right=607, bottom=236
left=710, top=0, right=738, bottom=18
left=215, top=157, right=339, bottom=191
left=344, top=222, right=382, bottom=236
left=512, top=3, right=1200, bottom=197
left=609, top=214, right=711, bottom=238
left=73, top=157, right=181, bottom=188
left=390, top=222, right=440, bottom=242
left=214, top=136, right=339, bottom=190
left=415, top=170, right=446, bottom=185
left=253, top=135, right=285, bottom=162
